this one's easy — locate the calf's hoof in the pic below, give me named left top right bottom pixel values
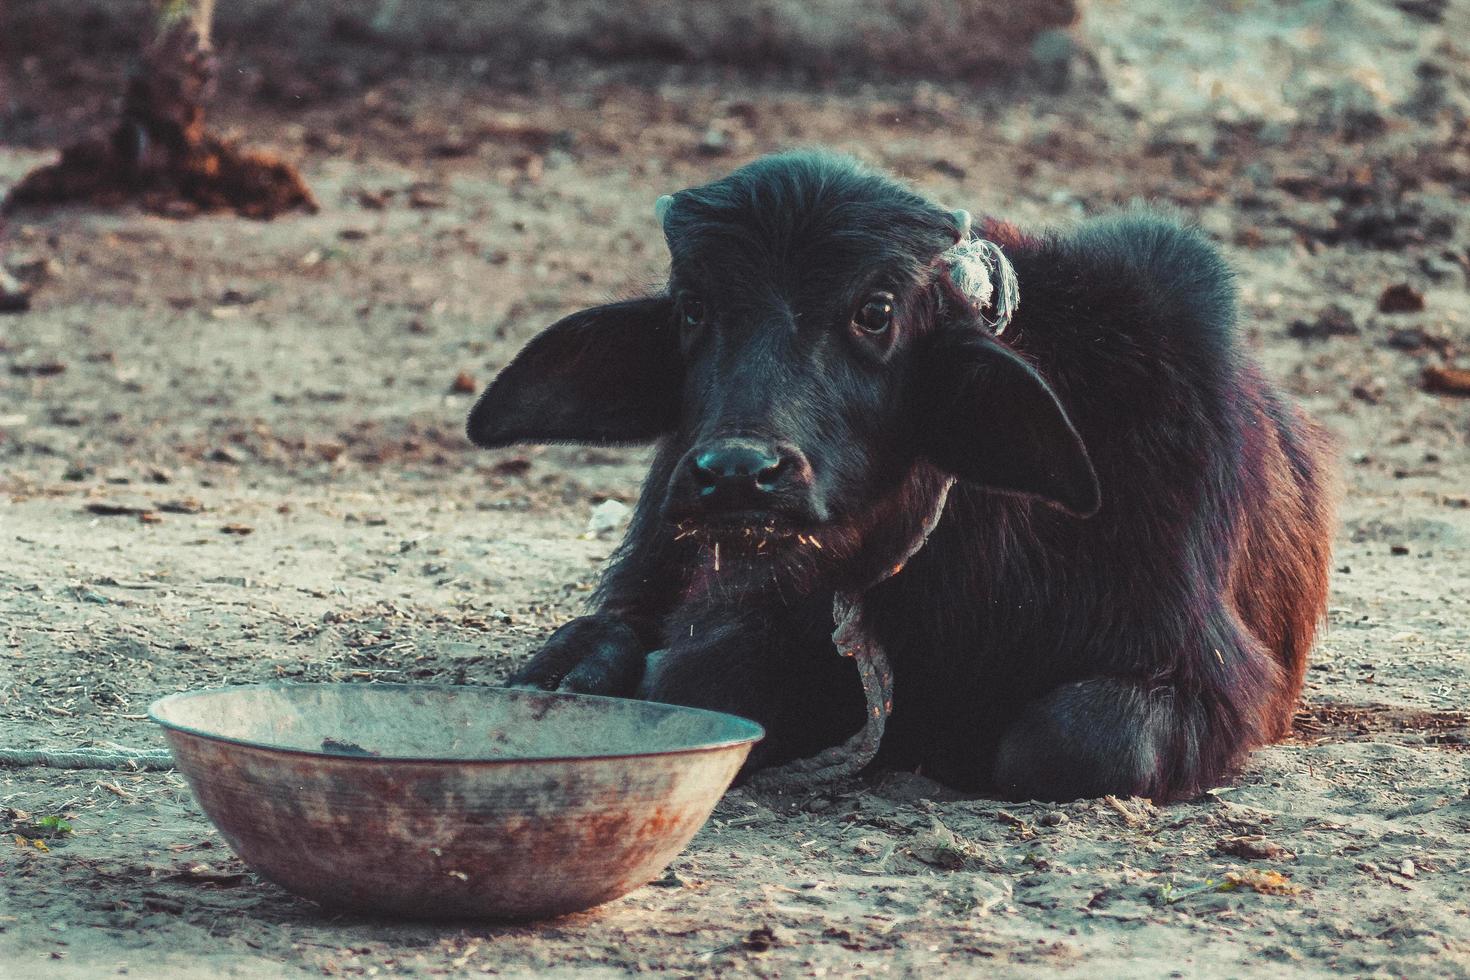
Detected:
left=506, top=614, right=647, bottom=697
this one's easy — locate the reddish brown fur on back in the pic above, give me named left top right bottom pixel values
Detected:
left=1227, top=376, right=1340, bottom=738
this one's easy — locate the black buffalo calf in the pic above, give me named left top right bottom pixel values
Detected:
left=467, top=151, right=1337, bottom=802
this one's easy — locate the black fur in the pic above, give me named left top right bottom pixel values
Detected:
left=467, top=151, right=1337, bottom=802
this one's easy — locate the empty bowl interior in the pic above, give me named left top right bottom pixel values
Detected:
left=149, top=683, right=763, bottom=761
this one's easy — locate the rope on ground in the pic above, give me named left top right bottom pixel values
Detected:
left=746, top=616, right=892, bottom=792
left=0, top=748, right=174, bottom=771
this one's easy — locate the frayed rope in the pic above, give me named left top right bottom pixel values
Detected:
left=944, top=234, right=1021, bottom=337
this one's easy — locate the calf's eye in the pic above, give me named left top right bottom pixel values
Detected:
left=681, top=296, right=706, bottom=328
left=854, top=292, right=896, bottom=334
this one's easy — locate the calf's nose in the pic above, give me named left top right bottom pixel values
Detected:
left=674, top=438, right=817, bottom=515
left=689, top=442, right=786, bottom=494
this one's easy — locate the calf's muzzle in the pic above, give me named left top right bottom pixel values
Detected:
left=667, top=438, right=816, bottom=523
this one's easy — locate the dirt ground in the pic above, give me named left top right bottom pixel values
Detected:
left=3, top=25, right=1470, bottom=979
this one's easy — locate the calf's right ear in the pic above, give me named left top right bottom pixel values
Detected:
left=466, top=297, right=680, bottom=448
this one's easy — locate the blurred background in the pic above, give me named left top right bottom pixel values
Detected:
left=2, top=1, right=1470, bottom=974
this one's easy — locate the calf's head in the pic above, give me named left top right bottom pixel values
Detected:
left=468, top=152, right=1098, bottom=581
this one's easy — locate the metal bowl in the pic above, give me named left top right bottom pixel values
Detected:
left=149, top=683, right=762, bottom=920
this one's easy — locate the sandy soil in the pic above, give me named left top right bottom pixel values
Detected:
left=3, top=33, right=1470, bottom=978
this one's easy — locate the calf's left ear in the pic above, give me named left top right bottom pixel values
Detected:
left=910, top=332, right=1101, bottom=517
left=467, top=297, right=680, bottom=448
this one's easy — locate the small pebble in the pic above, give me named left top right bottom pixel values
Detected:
left=0, top=268, right=31, bottom=313
left=699, top=125, right=730, bottom=156
left=587, top=499, right=632, bottom=536
left=1378, top=283, right=1425, bottom=314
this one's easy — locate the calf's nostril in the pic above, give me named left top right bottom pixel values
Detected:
left=755, top=458, right=786, bottom=488
left=690, top=453, right=721, bottom=487
left=692, top=451, right=727, bottom=480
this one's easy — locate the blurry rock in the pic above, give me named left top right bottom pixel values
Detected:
left=1334, top=198, right=1459, bottom=250
left=1422, top=364, right=1470, bottom=397
left=9, top=359, right=65, bottom=376
left=0, top=268, right=31, bottom=313
left=1378, top=283, right=1425, bottom=314
left=698, top=125, right=730, bottom=156
left=1288, top=304, right=1358, bottom=340
left=1396, top=0, right=1448, bottom=23
left=741, top=926, right=780, bottom=952
left=10, top=255, right=63, bottom=284
left=206, top=446, right=244, bottom=464
left=450, top=371, right=478, bottom=394
left=355, top=187, right=394, bottom=210
left=492, top=456, right=533, bottom=476
left=1216, top=834, right=1295, bottom=861
left=1384, top=324, right=1453, bottom=357
left=431, top=130, right=476, bottom=158
left=157, top=498, right=206, bottom=514
left=47, top=406, right=86, bottom=426
left=85, top=500, right=154, bottom=517
left=218, top=287, right=259, bottom=306
left=315, top=440, right=347, bottom=463
left=1350, top=378, right=1386, bottom=404
left=586, top=499, right=631, bottom=537
left=930, top=158, right=968, bottom=180
left=408, top=185, right=446, bottom=209
left=1419, top=253, right=1465, bottom=286
left=1385, top=326, right=1425, bottom=351
left=1402, top=56, right=1470, bottom=121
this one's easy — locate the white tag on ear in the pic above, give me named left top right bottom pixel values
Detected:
left=944, top=236, right=1019, bottom=337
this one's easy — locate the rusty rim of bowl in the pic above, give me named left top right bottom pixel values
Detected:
left=148, top=682, right=764, bottom=767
